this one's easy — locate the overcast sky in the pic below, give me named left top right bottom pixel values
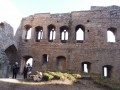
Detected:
left=0, top=0, right=120, bottom=35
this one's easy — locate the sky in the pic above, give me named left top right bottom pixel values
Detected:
left=0, top=0, right=120, bottom=35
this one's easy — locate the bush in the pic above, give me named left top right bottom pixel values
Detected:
left=47, top=71, right=62, bottom=80
left=72, top=74, right=81, bottom=79
left=63, top=73, right=76, bottom=81
left=42, top=72, right=54, bottom=81
left=41, top=71, right=81, bottom=82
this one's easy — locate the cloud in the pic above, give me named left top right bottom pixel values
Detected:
left=0, top=0, right=22, bottom=35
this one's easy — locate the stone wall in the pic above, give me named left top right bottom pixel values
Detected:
left=0, top=22, right=17, bottom=77
left=16, top=5, right=120, bottom=81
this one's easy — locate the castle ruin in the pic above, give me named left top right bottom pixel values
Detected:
left=1, top=6, right=120, bottom=81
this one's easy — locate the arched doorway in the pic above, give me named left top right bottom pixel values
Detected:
left=21, top=56, right=33, bottom=73
left=23, top=56, right=33, bottom=66
left=5, top=45, right=18, bottom=65
left=4, top=44, right=18, bottom=77
left=56, top=56, right=66, bottom=70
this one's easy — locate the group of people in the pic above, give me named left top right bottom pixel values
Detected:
left=12, top=62, right=32, bottom=79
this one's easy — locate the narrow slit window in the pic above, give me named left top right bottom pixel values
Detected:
left=24, top=25, right=32, bottom=40
left=42, top=54, right=48, bottom=64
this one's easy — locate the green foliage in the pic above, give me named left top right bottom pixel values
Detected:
left=72, top=74, right=81, bottom=79
left=48, top=71, right=63, bottom=80
left=42, top=72, right=54, bottom=81
left=42, top=71, right=81, bottom=82
left=63, top=73, right=76, bottom=81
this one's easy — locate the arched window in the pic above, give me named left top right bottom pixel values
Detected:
left=35, top=26, right=43, bottom=42
left=24, top=25, right=32, bottom=40
left=42, top=54, right=48, bottom=64
left=107, top=27, right=116, bottom=42
left=48, top=24, right=56, bottom=42
left=103, top=65, right=113, bottom=78
left=60, top=26, right=69, bottom=43
left=75, top=25, right=85, bottom=43
left=81, top=62, right=91, bottom=73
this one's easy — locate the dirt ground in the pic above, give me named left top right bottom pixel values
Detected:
left=0, top=78, right=108, bottom=90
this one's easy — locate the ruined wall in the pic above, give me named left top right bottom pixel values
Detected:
left=16, top=5, right=120, bottom=81
left=0, top=22, right=18, bottom=77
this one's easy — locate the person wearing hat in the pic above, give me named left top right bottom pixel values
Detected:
left=12, top=62, right=20, bottom=79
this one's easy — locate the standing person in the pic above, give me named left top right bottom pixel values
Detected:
left=27, top=63, right=32, bottom=77
left=12, top=62, right=19, bottom=79
left=23, top=64, right=28, bottom=79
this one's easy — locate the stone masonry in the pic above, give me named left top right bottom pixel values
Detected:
left=0, top=22, right=17, bottom=77
left=15, top=5, right=120, bottom=81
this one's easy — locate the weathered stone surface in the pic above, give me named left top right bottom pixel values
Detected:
left=15, top=6, right=120, bottom=81
left=0, top=22, right=17, bottom=77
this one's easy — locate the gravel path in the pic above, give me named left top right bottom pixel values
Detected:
left=0, top=78, right=108, bottom=90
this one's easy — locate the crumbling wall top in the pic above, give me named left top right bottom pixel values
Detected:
left=91, top=5, right=120, bottom=11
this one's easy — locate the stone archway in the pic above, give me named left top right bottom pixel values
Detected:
left=21, top=56, right=33, bottom=73
left=5, top=45, right=18, bottom=66
left=0, top=44, right=18, bottom=78
left=56, top=56, right=66, bottom=70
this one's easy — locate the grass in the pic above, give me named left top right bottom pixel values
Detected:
left=91, top=73, right=120, bottom=90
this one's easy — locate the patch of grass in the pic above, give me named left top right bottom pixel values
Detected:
left=91, top=73, right=120, bottom=90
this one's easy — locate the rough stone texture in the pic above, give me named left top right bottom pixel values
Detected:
left=15, top=5, right=120, bottom=81
left=0, top=22, right=17, bottom=77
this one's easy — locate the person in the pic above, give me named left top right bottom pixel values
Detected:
left=23, top=63, right=32, bottom=79
left=23, top=64, right=28, bottom=79
left=27, top=63, right=32, bottom=77
left=12, top=62, right=19, bottom=79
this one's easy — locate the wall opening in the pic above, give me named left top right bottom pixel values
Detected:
left=5, top=45, right=17, bottom=66
left=60, top=26, right=69, bottom=43
left=75, top=25, right=85, bottom=43
left=81, top=62, right=91, bottom=73
left=5, top=45, right=18, bottom=77
left=35, top=26, right=43, bottom=42
left=22, top=56, right=33, bottom=71
left=24, top=25, right=32, bottom=41
left=48, top=24, right=56, bottom=42
left=107, top=27, right=116, bottom=42
left=103, top=65, right=113, bottom=78
left=42, top=54, right=48, bottom=64
left=56, top=56, right=66, bottom=70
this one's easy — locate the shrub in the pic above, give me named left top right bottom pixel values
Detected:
left=63, top=73, right=76, bottom=81
left=42, top=72, right=54, bottom=81
left=72, top=74, right=81, bottom=79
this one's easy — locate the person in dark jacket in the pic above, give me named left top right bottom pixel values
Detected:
left=23, top=64, right=28, bottom=79
left=12, top=62, right=19, bottom=79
